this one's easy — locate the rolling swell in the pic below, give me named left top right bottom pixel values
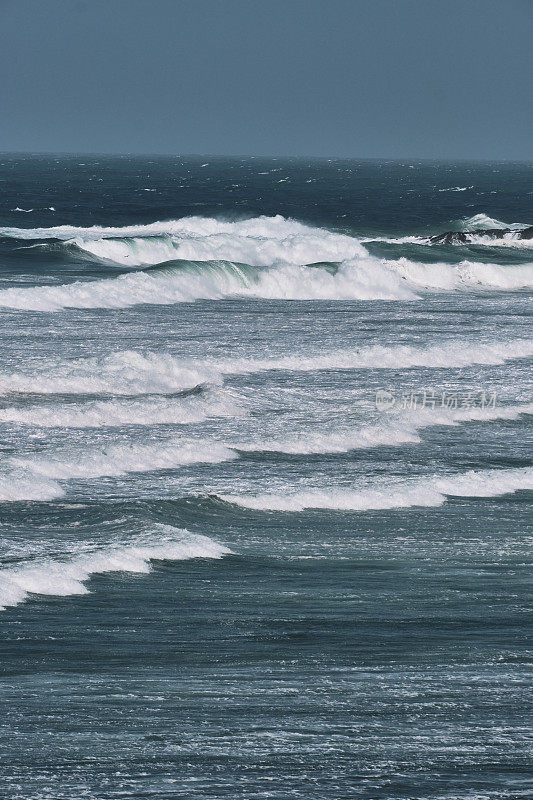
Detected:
left=0, top=255, right=418, bottom=309
left=0, top=388, right=242, bottom=428
left=1, top=397, right=530, bottom=502
left=0, top=255, right=530, bottom=312
left=1, top=157, right=532, bottom=800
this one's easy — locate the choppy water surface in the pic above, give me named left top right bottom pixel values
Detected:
left=0, top=156, right=532, bottom=799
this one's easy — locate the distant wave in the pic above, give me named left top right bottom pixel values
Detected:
left=1, top=213, right=524, bottom=242
left=0, top=215, right=366, bottom=264
left=0, top=526, right=230, bottom=610
left=389, top=258, right=533, bottom=291
left=69, top=220, right=366, bottom=268
left=458, top=214, right=527, bottom=231
left=218, top=466, right=533, bottom=511
left=368, top=214, right=533, bottom=249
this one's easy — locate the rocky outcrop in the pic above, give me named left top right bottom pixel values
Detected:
left=430, top=226, right=533, bottom=245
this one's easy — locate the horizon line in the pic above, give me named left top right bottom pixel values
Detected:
left=1, top=150, right=533, bottom=165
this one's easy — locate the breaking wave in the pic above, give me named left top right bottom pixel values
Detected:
left=0, top=257, right=418, bottom=309
left=0, top=215, right=365, bottom=268
left=366, top=214, right=533, bottom=249
left=1, top=400, right=531, bottom=500
left=1, top=257, right=529, bottom=313
left=0, top=215, right=531, bottom=311
left=235, top=426, right=421, bottom=454
left=0, top=471, right=64, bottom=503
left=388, top=259, right=533, bottom=291
left=218, top=467, right=533, bottom=511
left=0, top=526, right=230, bottom=610
left=458, top=214, right=527, bottom=231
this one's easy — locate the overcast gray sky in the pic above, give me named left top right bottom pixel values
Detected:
left=0, top=0, right=531, bottom=159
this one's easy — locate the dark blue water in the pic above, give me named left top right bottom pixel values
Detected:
left=0, top=156, right=532, bottom=799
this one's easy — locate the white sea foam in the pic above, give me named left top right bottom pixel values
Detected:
left=456, top=234, right=533, bottom=249
left=70, top=217, right=366, bottom=267
left=0, top=253, right=527, bottom=312
left=11, top=439, right=237, bottom=482
left=400, top=402, right=533, bottom=428
left=0, top=214, right=530, bottom=311
left=0, top=471, right=64, bottom=503
left=0, top=214, right=363, bottom=257
left=458, top=214, right=527, bottom=231
left=438, top=186, right=473, bottom=192
left=234, top=426, right=421, bottom=454
left=0, top=211, right=513, bottom=238
left=219, top=467, right=533, bottom=511
left=366, top=214, right=533, bottom=250
left=389, top=259, right=533, bottom=291
left=0, top=527, right=230, bottom=610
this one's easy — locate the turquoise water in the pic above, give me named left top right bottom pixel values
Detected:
left=0, top=156, right=532, bottom=799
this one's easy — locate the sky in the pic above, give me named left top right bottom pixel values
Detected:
left=0, top=0, right=532, bottom=160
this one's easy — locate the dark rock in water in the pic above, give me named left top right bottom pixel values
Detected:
left=430, top=231, right=470, bottom=244
left=430, top=225, right=533, bottom=244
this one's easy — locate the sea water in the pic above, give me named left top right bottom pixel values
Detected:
left=0, top=156, right=531, bottom=799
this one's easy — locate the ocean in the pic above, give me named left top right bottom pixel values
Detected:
left=0, top=155, right=531, bottom=799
